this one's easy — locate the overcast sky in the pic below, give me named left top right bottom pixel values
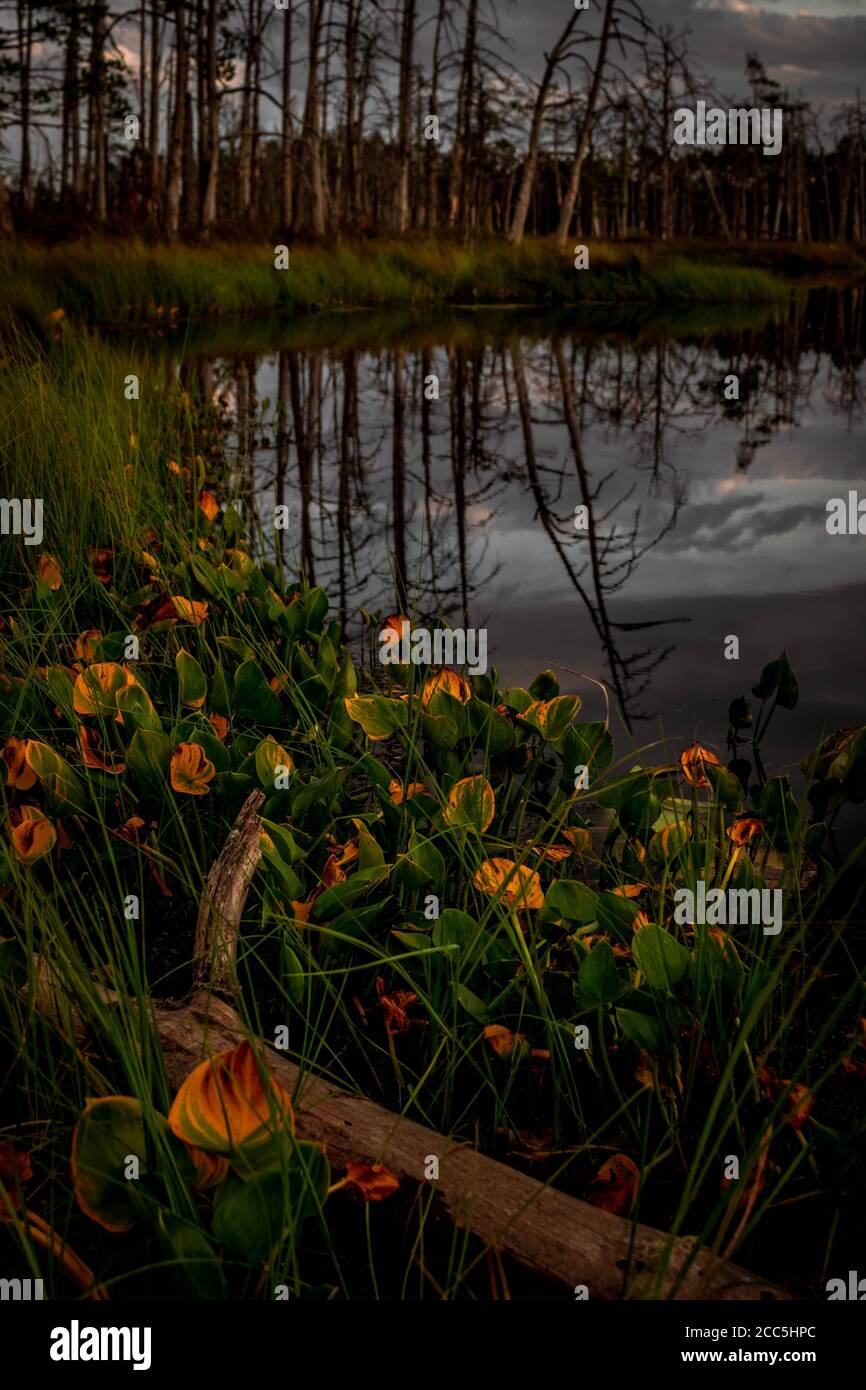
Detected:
left=488, top=0, right=866, bottom=107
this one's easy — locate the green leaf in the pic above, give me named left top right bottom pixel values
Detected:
left=234, top=660, right=282, bottom=725
left=176, top=648, right=207, bottom=709
left=455, top=983, right=489, bottom=1023
left=315, top=865, right=389, bottom=920
left=344, top=695, right=408, bottom=739
left=432, top=909, right=487, bottom=963
left=71, top=1097, right=155, bottom=1232
left=616, top=1007, right=663, bottom=1054
left=632, top=925, right=690, bottom=993
left=540, top=880, right=599, bottom=925
left=395, top=830, right=445, bottom=890
left=126, top=729, right=171, bottom=794
left=578, top=941, right=621, bottom=1003
left=156, top=1209, right=225, bottom=1298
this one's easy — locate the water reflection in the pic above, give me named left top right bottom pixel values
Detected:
left=181, top=287, right=866, bottom=765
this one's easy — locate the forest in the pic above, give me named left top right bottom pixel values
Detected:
left=1, top=0, right=865, bottom=245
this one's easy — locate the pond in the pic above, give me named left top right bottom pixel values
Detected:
left=161, top=285, right=866, bottom=784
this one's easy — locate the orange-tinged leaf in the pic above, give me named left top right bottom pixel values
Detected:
left=75, top=630, right=103, bottom=663
left=209, top=713, right=230, bottom=741
left=680, top=742, right=720, bottom=788
left=562, top=826, right=592, bottom=854
left=483, top=1024, right=528, bottom=1059
left=170, top=742, right=216, bottom=795
left=183, top=1143, right=230, bottom=1191
left=388, top=777, right=431, bottom=804
left=171, top=596, right=208, bottom=626
left=421, top=667, right=472, bottom=705
left=2, top=736, right=37, bottom=790
left=728, top=817, right=763, bottom=845
left=586, top=1154, right=640, bottom=1215
left=473, top=857, right=543, bottom=910
left=342, top=1161, right=400, bottom=1202
left=78, top=725, right=125, bottom=775
left=443, top=774, right=495, bottom=832
left=11, top=808, right=56, bottom=863
left=37, top=553, right=62, bottom=591
left=167, top=1040, right=294, bottom=1157
left=198, top=488, right=220, bottom=522
left=72, top=662, right=133, bottom=716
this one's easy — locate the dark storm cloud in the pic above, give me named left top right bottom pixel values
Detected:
left=455, top=0, right=866, bottom=108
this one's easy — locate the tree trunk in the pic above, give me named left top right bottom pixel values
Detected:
left=508, top=11, right=579, bottom=245
left=149, top=0, right=162, bottom=217
left=279, top=0, right=294, bottom=229
left=396, top=0, right=416, bottom=231
left=164, top=0, right=189, bottom=238
left=201, top=0, right=220, bottom=231
left=299, top=0, right=326, bottom=235
left=17, top=1, right=33, bottom=212
left=448, top=0, right=477, bottom=228
left=554, top=0, right=616, bottom=248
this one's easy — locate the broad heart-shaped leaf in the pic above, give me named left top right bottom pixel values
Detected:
left=156, top=1209, right=225, bottom=1299
left=520, top=694, right=582, bottom=745
left=616, top=1007, right=664, bottom=1054
left=305, top=586, right=330, bottom=628
left=176, top=648, right=207, bottom=709
left=212, top=1141, right=329, bottom=1263
left=704, top=760, right=744, bottom=809
left=11, top=807, right=56, bottom=862
left=455, top=982, right=489, bottom=1023
left=433, top=909, right=489, bottom=965
left=233, top=660, right=282, bottom=725
left=254, top=735, right=293, bottom=790
left=752, top=651, right=798, bottom=710
left=540, top=879, right=599, bottom=925
left=115, top=680, right=162, bottom=732
left=632, top=925, right=690, bottom=993
left=528, top=669, right=560, bottom=700
left=468, top=700, right=513, bottom=756
left=126, top=728, right=171, bottom=795
left=72, top=1097, right=156, bottom=1232
left=578, top=941, right=621, bottom=1003
left=344, top=694, right=408, bottom=740
left=168, top=1041, right=294, bottom=1160
left=23, top=740, right=85, bottom=812
left=352, top=818, right=385, bottom=870
left=170, top=741, right=216, bottom=795
left=395, top=830, right=445, bottom=890
left=443, top=775, right=495, bottom=832
left=72, top=662, right=131, bottom=716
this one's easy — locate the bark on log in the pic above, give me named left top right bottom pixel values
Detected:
left=192, top=789, right=265, bottom=994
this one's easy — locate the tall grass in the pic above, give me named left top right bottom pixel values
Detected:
left=0, top=236, right=817, bottom=329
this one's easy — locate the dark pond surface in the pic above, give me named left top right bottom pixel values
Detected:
left=166, top=286, right=866, bottom=787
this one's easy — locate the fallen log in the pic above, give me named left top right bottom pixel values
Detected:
left=153, top=988, right=789, bottom=1300
left=154, top=791, right=791, bottom=1302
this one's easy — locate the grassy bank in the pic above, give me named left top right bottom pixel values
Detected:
left=1, top=327, right=865, bottom=1299
left=3, top=235, right=862, bottom=328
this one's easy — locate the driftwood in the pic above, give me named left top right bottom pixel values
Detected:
left=158, top=792, right=790, bottom=1301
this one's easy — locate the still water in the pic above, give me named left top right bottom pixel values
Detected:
left=178, top=288, right=866, bottom=781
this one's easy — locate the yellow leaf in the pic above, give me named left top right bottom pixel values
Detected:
left=167, top=1041, right=294, bottom=1157
left=37, top=553, right=62, bottom=591
left=11, top=808, right=56, bottom=863
left=473, top=857, right=543, bottom=910
left=170, top=742, right=216, bottom=796
left=443, top=775, right=495, bottom=832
